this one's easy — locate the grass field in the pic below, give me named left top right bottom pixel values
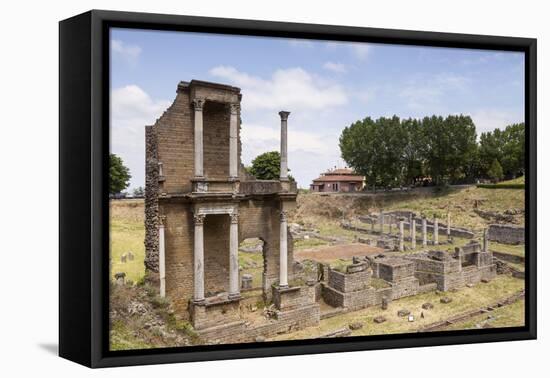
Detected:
left=110, top=199, right=146, bottom=283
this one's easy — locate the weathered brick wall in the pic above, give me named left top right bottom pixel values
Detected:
left=203, top=102, right=230, bottom=179
left=390, top=277, right=419, bottom=299
left=327, top=269, right=370, bottom=293
left=488, top=224, right=525, bottom=245
left=161, top=201, right=194, bottom=316
left=272, top=284, right=316, bottom=310
left=204, top=214, right=231, bottom=295
left=190, top=300, right=241, bottom=330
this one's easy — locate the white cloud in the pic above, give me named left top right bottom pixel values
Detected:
left=111, top=39, right=142, bottom=64
left=111, top=85, right=171, bottom=189
left=398, top=73, right=470, bottom=111
left=209, top=66, right=348, bottom=111
left=469, top=109, right=524, bottom=134
left=323, top=61, right=347, bottom=73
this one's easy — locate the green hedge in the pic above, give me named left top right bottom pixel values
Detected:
left=476, top=183, right=525, bottom=189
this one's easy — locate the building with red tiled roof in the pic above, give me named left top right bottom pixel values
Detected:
left=310, top=167, right=365, bottom=193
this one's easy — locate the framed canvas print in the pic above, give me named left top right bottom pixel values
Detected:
left=59, top=10, right=536, bottom=368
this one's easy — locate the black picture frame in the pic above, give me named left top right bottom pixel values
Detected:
left=59, top=9, right=537, bottom=368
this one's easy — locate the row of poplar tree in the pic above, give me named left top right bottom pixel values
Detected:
left=339, top=115, right=524, bottom=189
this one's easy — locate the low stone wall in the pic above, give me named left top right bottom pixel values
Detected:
left=321, top=284, right=376, bottom=311
left=328, top=268, right=370, bottom=293
left=492, top=251, right=525, bottom=263
left=488, top=224, right=525, bottom=245
left=390, top=277, right=419, bottom=299
left=190, top=299, right=241, bottom=330
left=273, top=284, right=316, bottom=311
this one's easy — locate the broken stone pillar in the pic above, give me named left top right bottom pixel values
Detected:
left=447, top=212, right=451, bottom=240
left=158, top=215, right=166, bottom=298
left=371, top=214, right=375, bottom=233
left=229, top=213, right=240, bottom=299
left=193, top=213, right=205, bottom=303
left=279, top=111, right=290, bottom=181
left=241, top=274, right=253, bottom=290
left=229, top=104, right=239, bottom=179
left=379, top=211, right=384, bottom=233
left=115, top=272, right=126, bottom=285
left=411, top=219, right=416, bottom=249
left=456, top=247, right=463, bottom=272
left=389, top=215, right=393, bottom=234
left=422, top=216, right=427, bottom=247
left=192, top=98, right=205, bottom=177
left=279, top=210, right=289, bottom=288
left=433, top=217, right=439, bottom=245
left=399, top=221, right=404, bottom=251
left=483, top=228, right=489, bottom=253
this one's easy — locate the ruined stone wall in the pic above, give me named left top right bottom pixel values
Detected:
left=321, top=284, right=376, bottom=311
left=155, top=91, right=194, bottom=193
left=204, top=214, right=231, bottom=295
left=238, top=198, right=294, bottom=300
left=327, top=269, right=370, bottom=293
left=190, top=301, right=240, bottom=330
left=144, top=126, right=159, bottom=274
left=390, top=277, right=419, bottom=299
left=203, top=102, right=230, bottom=179
left=488, top=224, right=525, bottom=245
left=273, top=284, right=316, bottom=311
left=161, top=201, right=194, bottom=316
left=376, top=260, right=415, bottom=282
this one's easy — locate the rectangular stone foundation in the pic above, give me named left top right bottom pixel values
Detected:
left=190, top=296, right=240, bottom=330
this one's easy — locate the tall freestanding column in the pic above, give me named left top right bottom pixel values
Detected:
left=279, top=210, right=289, bottom=288
left=389, top=215, right=393, bottom=234
left=192, top=98, right=205, bottom=177
left=279, top=111, right=290, bottom=181
left=411, top=218, right=416, bottom=249
left=229, top=104, right=239, bottom=179
left=193, top=213, right=205, bottom=303
left=433, top=217, right=439, bottom=245
left=422, top=216, right=427, bottom=247
left=379, top=211, right=384, bottom=233
left=158, top=215, right=166, bottom=298
left=398, top=221, right=404, bottom=251
left=229, top=213, right=240, bottom=299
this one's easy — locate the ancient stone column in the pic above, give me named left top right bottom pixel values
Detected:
left=192, top=98, right=205, bottom=177
left=279, top=111, right=290, bottom=181
left=411, top=218, right=416, bottom=249
left=371, top=214, right=375, bottom=233
left=422, top=216, right=427, bottom=247
left=447, top=212, right=451, bottom=240
left=483, top=228, right=489, bottom=253
left=389, top=215, right=393, bottom=234
left=229, top=103, right=239, bottom=179
left=279, top=210, right=289, bottom=288
left=379, top=211, right=384, bottom=233
left=158, top=215, right=166, bottom=298
left=193, top=213, right=205, bottom=303
left=456, top=247, right=463, bottom=272
left=399, top=221, right=404, bottom=252
left=229, top=212, right=240, bottom=299
left=433, top=217, right=439, bottom=245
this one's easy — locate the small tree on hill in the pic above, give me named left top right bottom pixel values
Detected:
left=110, top=153, right=131, bottom=194
left=487, top=158, right=504, bottom=183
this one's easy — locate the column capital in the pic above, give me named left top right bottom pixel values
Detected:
left=230, top=212, right=239, bottom=224
left=229, top=103, right=240, bottom=115
left=193, top=213, right=206, bottom=226
left=192, top=98, right=205, bottom=111
left=280, top=210, right=288, bottom=222
left=278, top=111, right=290, bottom=121
left=158, top=215, right=166, bottom=227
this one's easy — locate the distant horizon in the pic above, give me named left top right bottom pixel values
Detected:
left=110, top=28, right=525, bottom=191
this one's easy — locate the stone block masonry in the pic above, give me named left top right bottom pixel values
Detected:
left=487, top=224, right=525, bottom=245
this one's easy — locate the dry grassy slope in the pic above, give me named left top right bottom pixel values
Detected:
left=293, top=185, right=524, bottom=232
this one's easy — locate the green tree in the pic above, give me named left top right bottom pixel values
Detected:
left=487, top=158, right=504, bottom=182
left=133, top=186, right=145, bottom=197
left=479, top=123, right=524, bottom=179
left=110, top=153, right=131, bottom=194
left=248, top=151, right=294, bottom=181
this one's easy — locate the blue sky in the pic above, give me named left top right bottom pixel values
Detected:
left=110, top=28, right=524, bottom=190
